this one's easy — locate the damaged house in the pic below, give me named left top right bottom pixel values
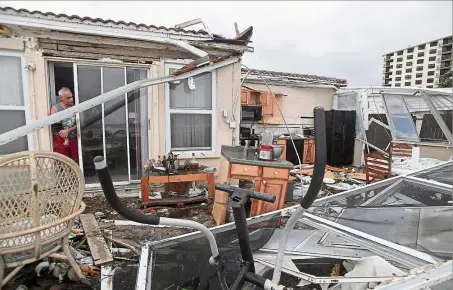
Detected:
left=0, top=6, right=252, bottom=186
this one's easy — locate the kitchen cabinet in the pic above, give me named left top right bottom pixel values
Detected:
left=260, top=92, right=274, bottom=116
left=212, top=152, right=293, bottom=225
left=241, top=89, right=260, bottom=105
left=241, top=90, right=274, bottom=116
left=241, top=90, right=250, bottom=105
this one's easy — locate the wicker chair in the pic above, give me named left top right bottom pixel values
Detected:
left=0, top=151, right=86, bottom=287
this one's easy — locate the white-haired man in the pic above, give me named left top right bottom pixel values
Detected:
left=50, top=87, right=78, bottom=163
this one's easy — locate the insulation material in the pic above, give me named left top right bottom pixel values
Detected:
left=392, top=157, right=444, bottom=175
left=331, top=256, right=406, bottom=290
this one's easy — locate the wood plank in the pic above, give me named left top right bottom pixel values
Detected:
left=80, top=214, right=113, bottom=266
left=347, top=172, right=368, bottom=181
left=168, top=173, right=209, bottom=182
left=212, top=157, right=231, bottom=225
left=325, top=165, right=347, bottom=172
left=324, top=170, right=335, bottom=179
left=143, top=196, right=207, bottom=206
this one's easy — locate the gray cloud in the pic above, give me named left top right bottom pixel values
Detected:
left=1, top=1, right=451, bottom=85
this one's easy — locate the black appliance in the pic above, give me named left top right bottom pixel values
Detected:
left=285, top=138, right=305, bottom=165
left=325, top=110, right=356, bottom=165
left=241, top=105, right=262, bottom=121
left=239, top=127, right=259, bottom=147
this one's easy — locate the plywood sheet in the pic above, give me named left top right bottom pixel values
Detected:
left=80, top=214, right=113, bottom=265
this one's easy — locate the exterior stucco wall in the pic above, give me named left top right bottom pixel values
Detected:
left=154, top=61, right=241, bottom=169
left=419, top=144, right=453, bottom=160
left=241, top=83, right=336, bottom=125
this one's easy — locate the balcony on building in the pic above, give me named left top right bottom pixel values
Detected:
left=442, top=37, right=452, bottom=46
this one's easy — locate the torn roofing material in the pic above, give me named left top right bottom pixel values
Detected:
left=242, top=68, right=348, bottom=87
left=172, top=56, right=233, bottom=76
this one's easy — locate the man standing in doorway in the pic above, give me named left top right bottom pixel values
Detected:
left=50, top=87, right=78, bottom=164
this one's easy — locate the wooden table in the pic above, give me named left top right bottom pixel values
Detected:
left=140, top=172, right=215, bottom=205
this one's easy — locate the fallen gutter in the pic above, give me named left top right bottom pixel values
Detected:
left=0, top=56, right=240, bottom=147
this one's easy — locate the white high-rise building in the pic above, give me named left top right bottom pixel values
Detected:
left=382, top=35, right=452, bottom=88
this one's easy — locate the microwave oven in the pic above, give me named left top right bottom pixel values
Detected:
left=241, top=105, right=262, bottom=121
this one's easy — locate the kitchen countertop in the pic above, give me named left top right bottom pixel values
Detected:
left=221, top=145, right=294, bottom=169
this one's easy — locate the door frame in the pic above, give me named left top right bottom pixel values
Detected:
left=46, top=58, right=151, bottom=186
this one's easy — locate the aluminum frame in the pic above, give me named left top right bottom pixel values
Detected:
left=0, top=50, right=34, bottom=153
left=164, top=63, right=217, bottom=155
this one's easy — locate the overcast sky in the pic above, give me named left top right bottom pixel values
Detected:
left=1, top=1, right=452, bottom=86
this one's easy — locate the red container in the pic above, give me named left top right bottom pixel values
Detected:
left=258, top=145, right=273, bottom=161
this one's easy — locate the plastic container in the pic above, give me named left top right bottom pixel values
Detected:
left=258, top=145, right=273, bottom=161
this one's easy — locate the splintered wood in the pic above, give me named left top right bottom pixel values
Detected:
left=80, top=214, right=113, bottom=265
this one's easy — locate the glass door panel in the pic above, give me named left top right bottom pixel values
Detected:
left=126, top=68, right=149, bottom=180
left=77, top=66, right=102, bottom=184
left=103, top=67, right=128, bottom=182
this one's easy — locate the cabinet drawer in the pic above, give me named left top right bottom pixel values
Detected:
left=262, top=167, right=289, bottom=180
left=230, top=164, right=260, bottom=177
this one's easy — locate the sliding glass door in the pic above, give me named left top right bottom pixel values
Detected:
left=49, top=62, right=149, bottom=184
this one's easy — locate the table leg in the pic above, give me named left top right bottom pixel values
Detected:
left=141, top=177, right=149, bottom=204
left=207, top=173, right=215, bottom=198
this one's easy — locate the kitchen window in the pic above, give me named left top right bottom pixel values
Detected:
left=165, top=64, right=216, bottom=153
left=383, top=94, right=419, bottom=141
left=0, top=51, right=32, bottom=154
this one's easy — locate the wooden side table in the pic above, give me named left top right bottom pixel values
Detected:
left=140, top=172, right=215, bottom=205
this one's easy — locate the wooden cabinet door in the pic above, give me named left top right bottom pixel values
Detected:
left=250, top=181, right=262, bottom=216
left=259, top=179, right=286, bottom=213
left=260, top=92, right=274, bottom=116
left=241, top=90, right=250, bottom=104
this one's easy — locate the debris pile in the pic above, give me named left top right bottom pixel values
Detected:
left=291, top=165, right=368, bottom=197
